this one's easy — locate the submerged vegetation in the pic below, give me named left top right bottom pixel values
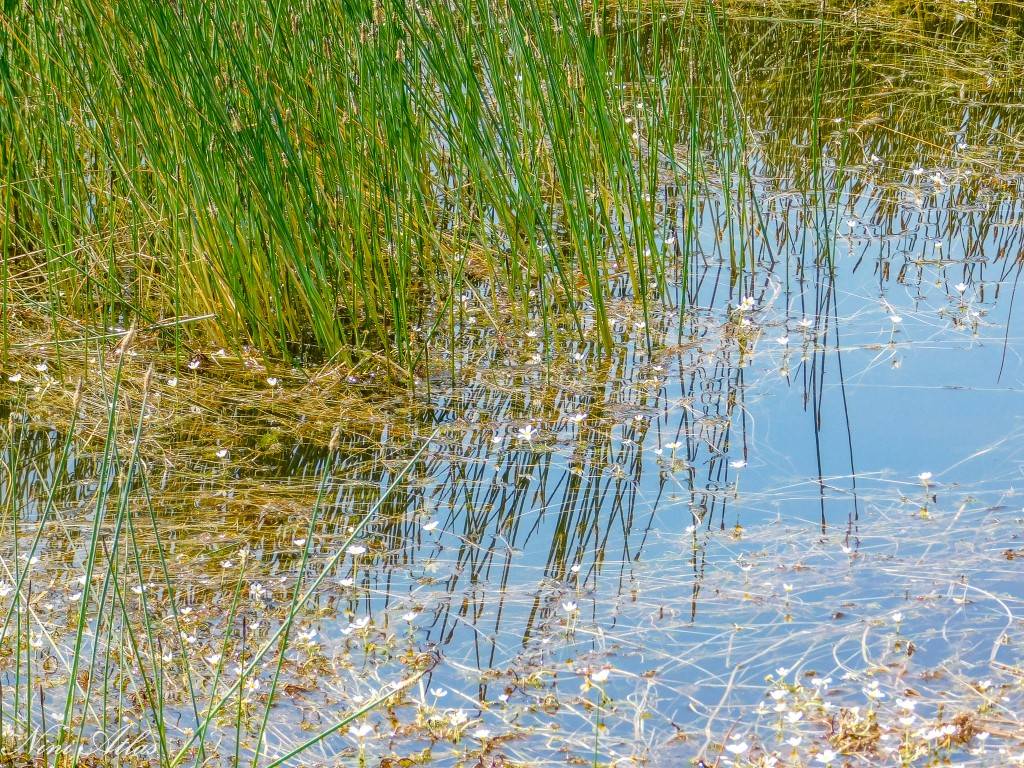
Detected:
left=1, top=0, right=1024, bottom=766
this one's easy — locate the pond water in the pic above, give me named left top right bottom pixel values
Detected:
left=2, top=15, right=1024, bottom=768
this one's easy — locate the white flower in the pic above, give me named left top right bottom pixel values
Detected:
left=188, top=359, right=201, bottom=370
left=166, top=377, right=178, bottom=387
left=34, top=363, right=48, bottom=373
left=402, top=611, right=418, bottom=622
left=783, top=583, right=793, bottom=593
left=569, top=412, right=587, bottom=423
left=955, top=283, right=967, bottom=293
left=346, top=545, right=367, bottom=556
left=591, top=668, right=610, bottom=683
left=0, top=582, right=13, bottom=598
left=776, top=667, right=790, bottom=677
left=776, top=336, right=790, bottom=345
left=816, top=750, right=838, bottom=764
left=431, top=688, right=448, bottom=698
left=422, top=520, right=439, bottom=532
left=349, top=723, right=373, bottom=738
left=891, top=611, right=904, bottom=623
left=798, top=317, right=813, bottom=328
left=770, top=689, right=788, bottom=701
left=561, top=601, right=578, bottom=614
left=206, top=653, right=222, bottom=665
left=7, top=373, right=22, bottom=383
left=665, top=441, right=681, bottom=450
left=899, top=715, right=916, bottom=727
left=786, top=711, right=803, bottom=723
left=216, top=448, right=228, bottom=459
left=889, top=314, right=903, bottom=324
left=516, top=424, right=536, bottom=442
left=293, top=538, right=306, bottom=547
left=343, top=616, right=370, bottom=634
left=786, top=736, right=802, bottom=747
left=450, top=709, right=469, bottom=725
left=917, top=472, right=932, bottom=482
left=729, top=459, right=747, bottom=469
left=725, top=741, right=749, bottom=755
left=266, top=377, right=280, bottom=386
left=472, top=728, right=492, bottom=739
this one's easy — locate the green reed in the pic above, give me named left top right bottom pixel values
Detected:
left=0, top=0, right=774, bottom=369
left=4, top=0, right=1022, bottom=370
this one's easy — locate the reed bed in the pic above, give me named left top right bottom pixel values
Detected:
left=3, top=0, right=1021, bottom=374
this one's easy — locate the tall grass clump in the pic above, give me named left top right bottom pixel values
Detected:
left=0, top=0, right=769, bottom=370
left=3, top=0, right=1022, bottom=371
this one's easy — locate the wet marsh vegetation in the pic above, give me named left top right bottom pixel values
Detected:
left=2, top=0, right=1024, bottom=766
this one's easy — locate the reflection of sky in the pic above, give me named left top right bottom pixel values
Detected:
left=389, top=192, right=1024, bottom=764
left=727, top=232, right=1023, bottom=530
left=3, top=184, right=1023, bottom=766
